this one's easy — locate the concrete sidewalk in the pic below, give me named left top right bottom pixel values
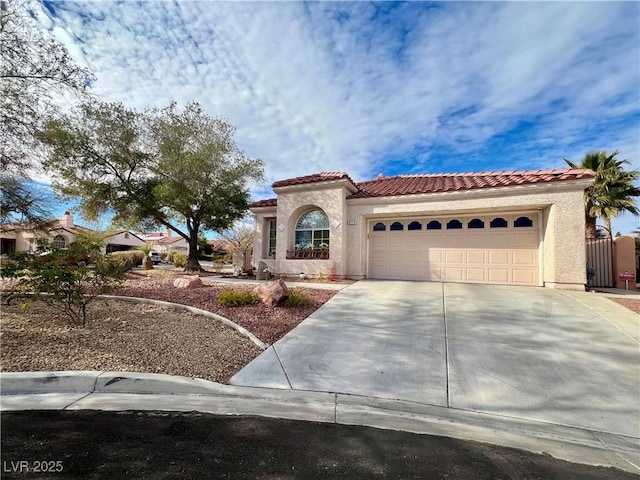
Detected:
left=1, top=370, right=639, bottom=473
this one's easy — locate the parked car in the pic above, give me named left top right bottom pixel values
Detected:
left=149, top=252, right=161, bottom=265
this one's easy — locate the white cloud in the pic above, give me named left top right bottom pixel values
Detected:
left=31, top=0, right=640, bottom=232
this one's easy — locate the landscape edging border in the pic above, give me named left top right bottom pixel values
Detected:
left=98, top=295, right=269, bottom=349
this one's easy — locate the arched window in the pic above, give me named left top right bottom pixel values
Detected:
left=514, top=216, right=533, bottom=228
left=373, top=222, right=386, bottom=231
left=390, top=222, right=404, bottom=231
left=295, top=209, right=329, bottom=249
left=447, top=219, right=462, bottom=229
left=426, top=220, right=442, bottom=230
left=490, top=217, right=508, bottom=228
left=468, top=218, right=485, bottom=229
left=52, top=235, right=66, bottom=249
left=408, top=221, right=422, bottom=231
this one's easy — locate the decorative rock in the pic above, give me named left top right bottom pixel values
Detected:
left=173, top=276, right=203, bottom=289
left=253, top=278, right=289, bottom=307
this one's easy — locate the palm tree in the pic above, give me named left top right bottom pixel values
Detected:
left=564, top=150, right=640, bottom=238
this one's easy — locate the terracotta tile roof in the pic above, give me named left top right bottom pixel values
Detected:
left=349, top=169, right=594, bottom=199
left=250, top=198, right=277, bottom=208
left=250, top=168, right=594, bottom=207
left=158, top=236, right=184, bottom=245
left=272, top=171, right=355, bottom=189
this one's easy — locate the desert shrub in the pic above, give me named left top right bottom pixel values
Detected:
left=173, top=253, right=187, bottom=268
left=4, top=241, right=126, bottom=325
left=109, top=250, right=145, bottom=271
left=283, top=288, right=309, bottom=307
left=217, top=289, right=259, bottom=307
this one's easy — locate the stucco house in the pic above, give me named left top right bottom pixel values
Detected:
left=0, top=212, right=144, bottom=255
left=250, top=169, right=595, bottom=290
left=138, top=229, right=189, bottom=256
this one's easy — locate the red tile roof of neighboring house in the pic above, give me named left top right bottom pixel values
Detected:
left=350, top=169, right=594, bottom=199
left=250, top=198, right=277, bottom=208
left=157, top=236, right=184, bottom=245
left=250, top=168, right=594, bottom=207
left=272, top=171, right=356, bottom=189
left=208, top=239, right=230, bottom=250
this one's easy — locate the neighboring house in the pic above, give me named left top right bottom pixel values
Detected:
left=103, top=230, right=146, bottom=253
left=208, top=240, right=231, bottom=258
left=139, top=229, right=189, bottom=255
left=250, top=169, right=595, bottom=290
left=0, top=212, right=144, bottom=254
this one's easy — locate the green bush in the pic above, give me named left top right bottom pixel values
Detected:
left=173, top=253, right=187, bottom=268
left=217, top=290, right=259, bottom=307
left=283, top=288, right=309, bottom=308
left=109, top=250, right=145, bottom=271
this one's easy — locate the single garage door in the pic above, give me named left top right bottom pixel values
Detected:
left=368, top=214, right=540, bottom=286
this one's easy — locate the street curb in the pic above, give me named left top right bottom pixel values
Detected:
left=1, top=371, right=638, bottom=474
left=99, top=295, right=269, bottom=349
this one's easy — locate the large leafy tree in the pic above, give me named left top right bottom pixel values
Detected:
left=0, top=0, right=94, bottom=223
left=564, top=150, right=639, bottom=238
left=43, top=100, right=264, bottom=272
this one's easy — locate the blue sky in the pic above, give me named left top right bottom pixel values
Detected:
left=32, top=0, right=640, bottom=233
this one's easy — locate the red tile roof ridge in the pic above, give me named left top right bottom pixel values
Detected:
left=272, top=171, right=356, bottom=188
left=373, top=168, right=593, bottom=180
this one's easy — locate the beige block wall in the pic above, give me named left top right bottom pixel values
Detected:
left=345, top=183, right=588, bottom=289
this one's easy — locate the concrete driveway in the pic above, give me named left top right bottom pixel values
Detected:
left=231, top=280, right=640, bottom=439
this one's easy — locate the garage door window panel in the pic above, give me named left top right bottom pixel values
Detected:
left=427, top=220, right=442, bottom=230
left=468, top=218, right=485, bottom=229
left=490, top=218, right=508, bottom=228
left=408, top=221, right=422, bottom=230
left=373, top=222, right=386, bottom=231
left=514, top=216, right=533, bottom=228
left=447, top=219, right=463, bottom=229
left=390, top=222, right=404, bottom=231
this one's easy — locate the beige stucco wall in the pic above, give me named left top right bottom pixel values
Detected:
left=101, top=231, right=145, bottom=253
left=252, top=179, right=591, bottom=289
left=612, top=235, right=638, bottom=290
left=345, top=182, right=588, bottom=289
left=273, top=182, right=350, bottom=277
left=4, top=228, right=75, bottom=252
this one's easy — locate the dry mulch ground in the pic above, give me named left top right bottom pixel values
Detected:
left=114, top=274, right=336, bottom=344
left=0, top=273, right=336, bottom=383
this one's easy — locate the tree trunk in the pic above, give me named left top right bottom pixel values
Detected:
left=585, top=214, right=597, bottom=239
left=184, top=234, right=202, bottom=273
left=603, top=217, right=612, bottom=238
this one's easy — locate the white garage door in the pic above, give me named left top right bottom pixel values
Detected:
left=368, top=214, right=540, bottom=286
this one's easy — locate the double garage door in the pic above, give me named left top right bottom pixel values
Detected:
left=368, top=213, right=540, bottom=286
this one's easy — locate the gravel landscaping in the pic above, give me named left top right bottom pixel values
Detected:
left=0, top=273, right=337, bottom=383
left=609, top=297, right=640, bottom=314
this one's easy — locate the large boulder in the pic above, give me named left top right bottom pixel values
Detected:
left=173, top=276, right=203, bottom=289
left=253, top=278, right=289, bottom=307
